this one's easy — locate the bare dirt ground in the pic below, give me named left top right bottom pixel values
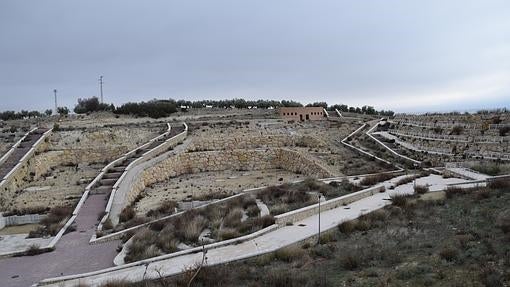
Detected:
left=135, top=169, right=303, bottom=214
left=0, top=224, right=39, bottom=235
left=12, top=164, right=101, bottom=210
left=134, top=115, right=392, bottom=214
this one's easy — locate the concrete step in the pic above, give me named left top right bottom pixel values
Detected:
left=90, top=185, right=113, bottom=194
left=100, top=178, right=118, bottom=186
left=110, top=166, right=127, bottom=173
left=102, top=172, right=123, bottom=179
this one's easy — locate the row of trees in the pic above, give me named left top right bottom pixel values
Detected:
left=324, top=103, right=394, bottom=117
left=115, top=100, right=177, bottom=119
left=0, top=107, right=74, bottom=121
left=0, top=109, right=53, bottom=121
left=1, top=97, right=395, bottom=120
left=74, top=97, right=114, bottom=114
left=174, top=99, right=303, bottom=109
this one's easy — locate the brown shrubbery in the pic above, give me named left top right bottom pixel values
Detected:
left=496, top=209, right=510, bottom=233
left=104, top=181, right=510, bottom=287
left=28, top=206, right=72, bottom=238
left=257, top=179, right=359, bottom=215
left=145, top=200, right=177, bottom=218
left=390, top=194, right=412, bottom=207
left=359, top=173, right=396, bottom=186
left=119, top=206, right=136, bottom=223
left=124, top=194, right=274, bottom=263
left=414, top=185, right=429, bottom=194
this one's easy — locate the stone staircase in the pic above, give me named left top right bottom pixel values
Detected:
left=90, top=124, right=186, bottom=195
left=0, top=128, right=48, bottom=179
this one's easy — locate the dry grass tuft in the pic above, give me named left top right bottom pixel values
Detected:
left=119, top=206, right=136, bottom=223
left=390, top=194, right=412, bottom=207
left=360, top=173, right=396, bottom=186
left=438, top=245, right=458, bottom=262
left=414, top=185, right=429, bottom=194
left=275, top=246, right=305, bottom=262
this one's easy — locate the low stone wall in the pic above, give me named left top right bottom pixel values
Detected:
left=29, top=147, right=130, bottom=180
left=274, top=184, right=385, bottom=226
left=125, top=148, right=334, bottom=205
left=91, top=193, right=246, bottom=244
left=0, top=213, right=45, bottom=229
left=366, top=123, right=422, bottom=165
left=187, top=134, right=324, bottom=152
left=341, top=123, right=392, bottom=165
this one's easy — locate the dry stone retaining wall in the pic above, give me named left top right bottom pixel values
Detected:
left=126, top=148, right=334, bottom=205
left=0, top=129, right=52, bottom=211
left=187, top=134, right=325, bottom=152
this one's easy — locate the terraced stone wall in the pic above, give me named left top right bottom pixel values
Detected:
left=125, top=148, right=334, bottom=204
left=187, top=134, right=325, bottom=152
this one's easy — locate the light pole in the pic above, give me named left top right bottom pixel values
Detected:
left=317, top=193, right=321, bottom=245
left=53, top=89, right=58, bottom=114
left=191, top=183, right=194, bottom=209
left=99, top=76, right=104, bottom=103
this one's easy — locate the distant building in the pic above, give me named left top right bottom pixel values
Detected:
left=279, top=107, right=325, bottom=121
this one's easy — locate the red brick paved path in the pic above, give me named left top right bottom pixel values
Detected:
left=0, top=194, right=120, bottom=287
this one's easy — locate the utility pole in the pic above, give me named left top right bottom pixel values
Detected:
left=53, top=89, right=58, bottom=114
left=99, top=76, right=104, bottom=103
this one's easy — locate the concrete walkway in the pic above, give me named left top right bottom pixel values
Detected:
left=0, top=194, right=120, bottom=287
left=446, top=167, right=491, bottom=181
left=39, top=174, right=476, bottom=287
left=0, top=234, right=52, bottom=256
left=109, top=138, right=192, bottom=225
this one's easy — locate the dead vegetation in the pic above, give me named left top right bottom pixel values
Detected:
left=103, top=180, right=510, bottom=287
left=359, top=173, right=397, bottom=186
left=124, top=194, right=274, bottom=263
left=257, top=178, right=359, bottom=215
left=27, top=206, right=72, bottom=237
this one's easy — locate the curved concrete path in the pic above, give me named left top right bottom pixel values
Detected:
left=0, top=193, right=120, bottom=287
left=38, top=174, right=477, bottom=287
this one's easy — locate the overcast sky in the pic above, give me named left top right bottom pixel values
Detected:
left=1, top=0, right=509, bottom=112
